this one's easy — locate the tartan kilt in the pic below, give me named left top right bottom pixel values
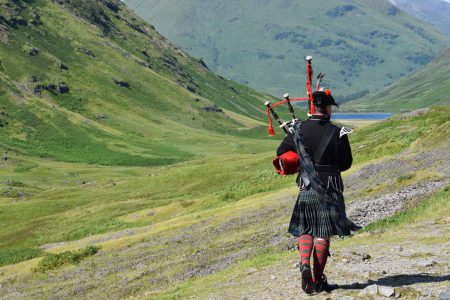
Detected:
left=288, top=187, right=351, bottom=238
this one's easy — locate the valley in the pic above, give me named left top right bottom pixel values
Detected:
left=0, top=1, right=449, bottom=299
left=1, top=105, right=448, bottom=299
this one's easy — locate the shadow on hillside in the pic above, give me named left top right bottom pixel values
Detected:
left=338, top=273, right=450, bottom=290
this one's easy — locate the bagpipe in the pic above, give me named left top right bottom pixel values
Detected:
left=266, top=55, right=327, bottom=175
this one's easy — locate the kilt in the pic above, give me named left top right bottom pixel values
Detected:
left=288, top=187, right=351, bottom=238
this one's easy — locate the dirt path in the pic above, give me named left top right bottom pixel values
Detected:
left=205, top=218, right=450, bottom=300
left=200, top=178, right=450, bottom=299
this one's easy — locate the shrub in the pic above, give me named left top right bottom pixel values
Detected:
left=326, top=5, right=357, bottom=18
left=397, top=174, right=415, bottom=183
left=66, top=0, right=113, bottom=33
left=34, top=245, right=100, bottom=272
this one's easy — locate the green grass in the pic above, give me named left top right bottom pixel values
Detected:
left=0, top=151, right=292, bottom=250
left=34, top=245, right=100, bottom=273
left=396, top=173, right=415, bottom=183
left=350, top=106, right=450, bottom=164
left=0, top=247, right=44, bottom=267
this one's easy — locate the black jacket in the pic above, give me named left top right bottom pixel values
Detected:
left=277, top=116, right=352, bottom=171
left=277, top=115, right=353, bottom=191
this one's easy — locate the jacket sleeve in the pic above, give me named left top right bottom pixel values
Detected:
left=337, top=134, right=353, bottom=171
left=276, top=134, right=296, bottom=156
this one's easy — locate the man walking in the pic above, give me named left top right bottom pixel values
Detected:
left=277, top=90, right=359, bottom=294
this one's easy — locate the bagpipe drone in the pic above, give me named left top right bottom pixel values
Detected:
left=266, top=55, right=329, bottom=176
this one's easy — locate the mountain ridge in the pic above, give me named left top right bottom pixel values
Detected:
left=124, top=0, right=450, bottom=100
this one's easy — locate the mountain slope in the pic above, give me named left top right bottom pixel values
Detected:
left=389, top=0, right=450, bottom=35
left=342, top=47, right=450, bottom=112
left=0, top=0, right=295, bottom=274
left=123, top=0, right=450, bottom=99
left=0, top=0, right=276, bottom=167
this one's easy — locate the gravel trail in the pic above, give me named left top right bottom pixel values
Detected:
left=205, top=217, right=450, bottom=300
left=347, top=180, right=449, bottom=227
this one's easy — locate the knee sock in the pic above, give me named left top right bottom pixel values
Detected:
left=298, top=235, right=314, bottom=266
left=313, top=238, right=330, bottom=280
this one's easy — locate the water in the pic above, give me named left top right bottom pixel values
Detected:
left=332, top=113, right=393, bottom=120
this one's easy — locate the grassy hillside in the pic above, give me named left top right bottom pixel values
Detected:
left=342, top=47, right=450, bottom=112
left=0, top=0, right=282, bottom=167
left=123, top=0, right=450, bottom=100
left=0, top=0, right=297, bottom=268
left=350, top=107, right=450, bottom=162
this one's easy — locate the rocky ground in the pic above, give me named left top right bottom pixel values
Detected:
left=206, top=226, right=450, bottom=300
left=203, top=180, right=450, bottom=299
left=348, top=179, right=449, bottom=227
left=345, top=145, right=450, bottom=200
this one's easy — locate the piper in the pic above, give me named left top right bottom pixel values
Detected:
left=265, top=57, right=360, bottom=295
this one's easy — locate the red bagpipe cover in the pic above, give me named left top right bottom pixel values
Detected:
left=272, top=151, right=300, bottom=175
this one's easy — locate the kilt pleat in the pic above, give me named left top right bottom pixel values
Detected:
left=288, top=187, right=351, bottom=238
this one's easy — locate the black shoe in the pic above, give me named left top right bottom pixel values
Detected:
left=346, top=218, right=362, bottom=232
left=314, top=275, right=338, bottom=293
left=299, top=264, right=314, bottom=294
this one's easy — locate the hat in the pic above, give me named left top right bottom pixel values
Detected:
left=312, top=89, right=338, bottom=107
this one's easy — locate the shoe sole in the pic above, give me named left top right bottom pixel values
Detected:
left=314, top=281, right=339, bottom=294
left=301, top=267, right=314, bottom=295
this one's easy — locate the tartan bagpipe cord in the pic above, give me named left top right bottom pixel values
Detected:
left=291, top=122, right=360, bottom=235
